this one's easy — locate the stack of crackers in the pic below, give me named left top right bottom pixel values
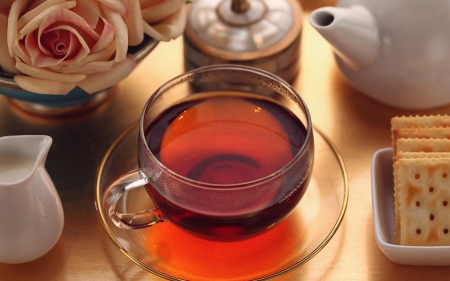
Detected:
left=392, top=115, right=450, bottom=246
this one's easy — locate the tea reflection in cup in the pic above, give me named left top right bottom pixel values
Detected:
left=104, top=65, right=314, bottom=241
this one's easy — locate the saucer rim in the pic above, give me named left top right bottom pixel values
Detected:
left=95, top=122, right=350, bottom=280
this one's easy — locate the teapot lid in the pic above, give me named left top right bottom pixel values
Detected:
left=185, top=0, right=302, bottom=61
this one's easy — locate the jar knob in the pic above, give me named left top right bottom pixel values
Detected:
left=232, top=0, right=249, bottom=13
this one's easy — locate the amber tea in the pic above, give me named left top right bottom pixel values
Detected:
left=144, top=92, right=312, bottom=240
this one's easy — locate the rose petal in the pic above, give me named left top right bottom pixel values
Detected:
left=26, top=23, right=91, bottom=67
left=49, top=60, right=114, bottom=74
left=139, top=0, right=165, bottom=8
left=65, top=32, right=84, bottom=60
left=101, top=5, right=128, bottom=62
left=38, top=8, right=100, bottom=42
left=49, top=45, right=116, bottom=73
left=15, top=60, right=87, bottom=82
left=143, top=4, right=186, bottom=42
left=17, top=0, right=67, bottom=29
left=83, top=38, right=117, bottom=63
left=70, top=0, right=101, bottom=28
left=13, top=41, right=32, bottom=65
left=8, top=0, right=28, bottom=56
left=56, top=40, right=116, bottom=70
left=76, top=60, right=115, bottom=73
left=19, top=2, right=77, bottom=39
left=25, top=30, right=64, bottom=67
left=98, top=0, right=128, bottom=16
left=41, top=25, right=90, bottom=64
left=141, top=0, right=185, bottom=24
left=91, top=18, right=115, bottom=53
left=14, top=75, right=77, bottom=95
left=77, top=54, right=135, bottom=94
left=0, top=13, right=19, bottom=74
left=48, top=38, right=116, bottom=73
left=125, top=0, right=144, bottom=46
left=40, top=30, right=65, bottom=55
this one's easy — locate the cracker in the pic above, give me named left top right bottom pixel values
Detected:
left=394, top=152, right=450, bottom=244
left=391, top=115, right=450, bottom=130
left=391, top=115, right=450, bottom=149
left=390, top=115, right=450, bottom=245
left=397, top=158, right=450, bottom=246
left=392, top=127, right=450, bottom=155
left=397, top=138, right=450, bottom=153
left=394, top=161, right=401, bottom=244
left=395, top=152, right=450, bottom=162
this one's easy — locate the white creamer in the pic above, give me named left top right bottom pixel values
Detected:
left=0, top=135, right=64, bottom=264
left=0, top=153, right=35, bottom=184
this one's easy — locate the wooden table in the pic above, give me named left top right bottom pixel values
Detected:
left=2, top=1, right=450, bottom=280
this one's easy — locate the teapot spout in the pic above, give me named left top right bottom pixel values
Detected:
left=310, top=6, right=380, bottom=71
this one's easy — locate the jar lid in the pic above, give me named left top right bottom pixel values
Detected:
left=185, top=0, right=302, bottom=61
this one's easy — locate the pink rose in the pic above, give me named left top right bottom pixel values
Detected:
left=0, top=0, right=144, bottom=95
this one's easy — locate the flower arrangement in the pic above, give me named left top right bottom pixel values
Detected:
left=0, top=0, right=187, bottom=95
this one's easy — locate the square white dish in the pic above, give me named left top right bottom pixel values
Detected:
left=372, top=148, right=450, bottom=266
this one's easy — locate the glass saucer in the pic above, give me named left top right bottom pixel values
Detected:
left=95, top=123, right=349, bottom=281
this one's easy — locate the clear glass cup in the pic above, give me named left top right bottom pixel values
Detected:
left=103, top=64, right=314, bottom=241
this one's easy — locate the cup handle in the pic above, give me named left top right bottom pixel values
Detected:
left=104, top=169, right=166, bottom=229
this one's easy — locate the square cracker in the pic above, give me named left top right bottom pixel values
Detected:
left=391, top=115, right=450, bottom=131
left=397, top=158, right=450, bottom=246
left=392, top=127, right=450, bottom=155
left=397, top=138, right=450, bottom=153
left=391, top=115, right=450, bottom=148
left=394, top=152, right=450, bottom=244
left=395, top=152, right=450, bottom=162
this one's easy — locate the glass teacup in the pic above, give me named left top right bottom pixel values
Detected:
left=103, top=65, right=314, bottom=241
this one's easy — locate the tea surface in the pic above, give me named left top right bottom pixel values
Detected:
left=146, top=94, right=305, bottom=184
left=144, top=92, right=311, bottom=240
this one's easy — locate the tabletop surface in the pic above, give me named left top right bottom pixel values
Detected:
left=2, top=0, right=450, bottom=280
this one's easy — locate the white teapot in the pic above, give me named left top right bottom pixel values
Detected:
left=310, top=0, right=450, bottom=110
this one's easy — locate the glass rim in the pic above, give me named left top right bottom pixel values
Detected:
left=138, top=64, right=313, bottom=190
